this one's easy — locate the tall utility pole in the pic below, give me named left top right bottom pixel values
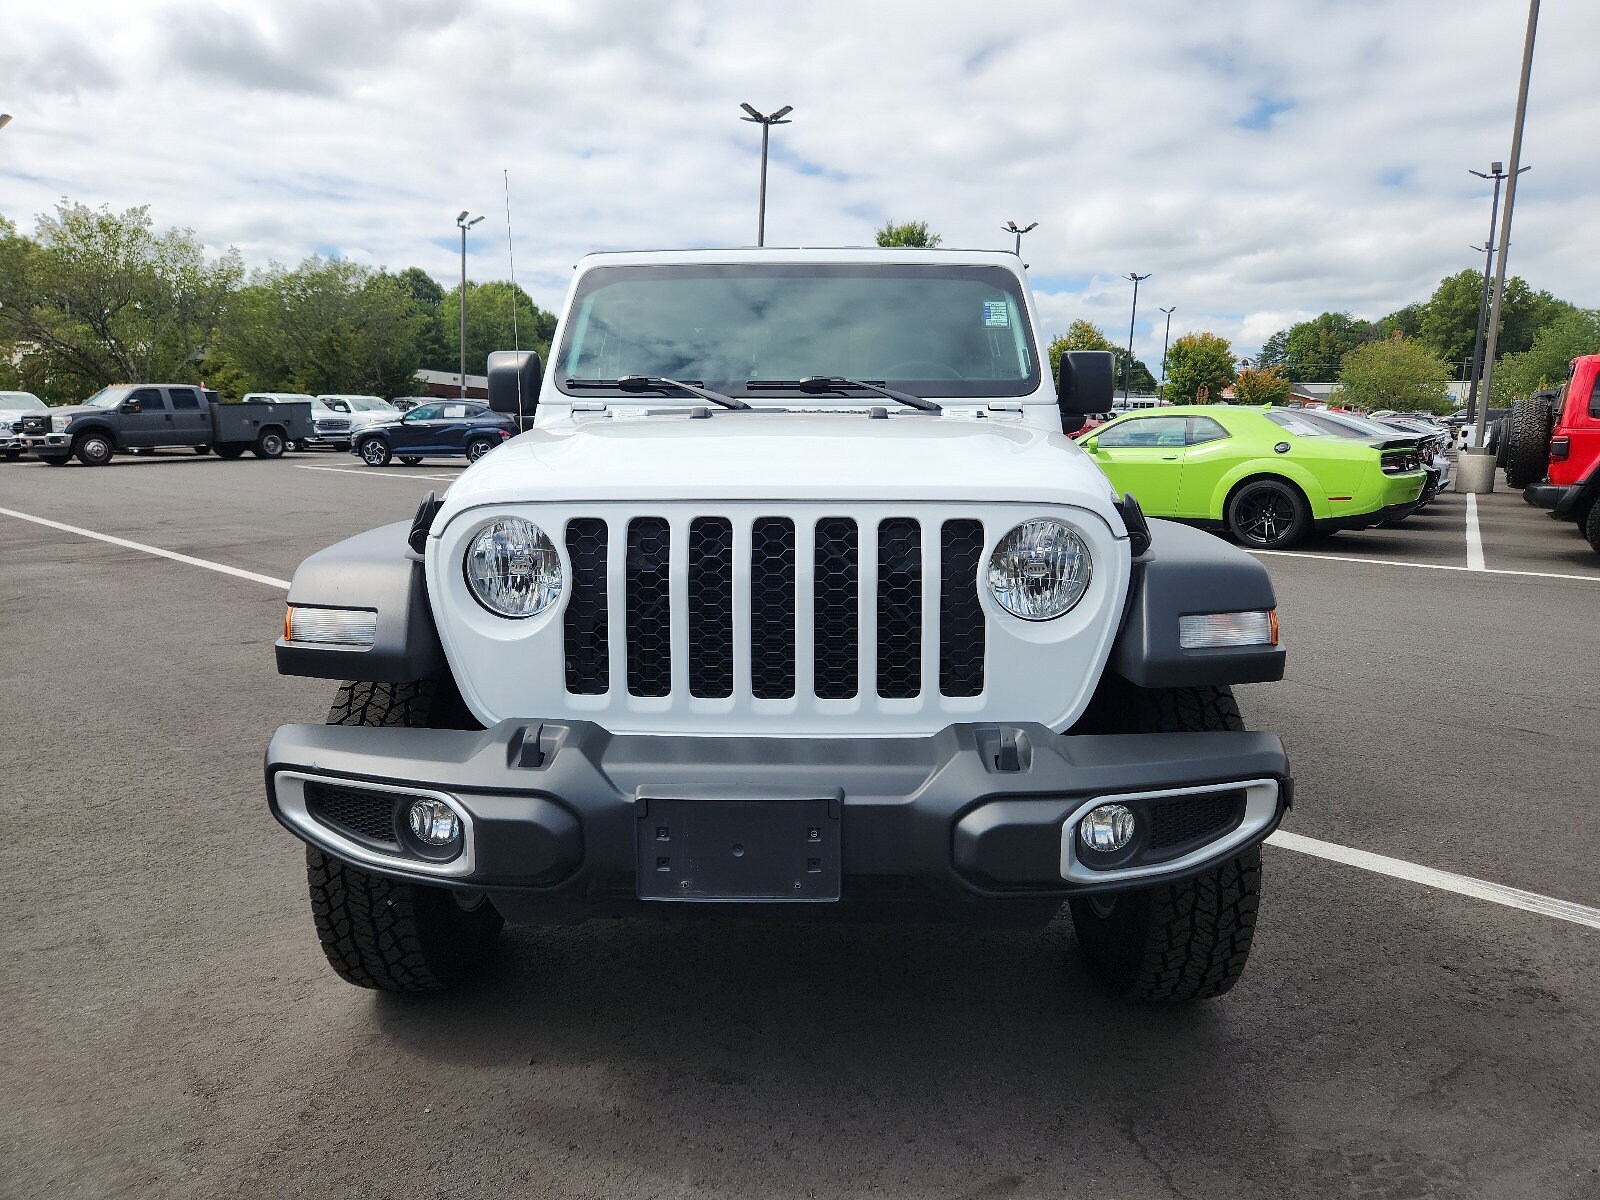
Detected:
left=1471, top=0, right=1539, bottom=458
left=739, top=103, right=793, bottom=247
left=1158, top=306, right=1176, bottom=390
left=456, top=211, right=484, bottom=400
left=1464, top=162, right=1527, bottom=427
left=1002, top=220, right=1038, bottom=256
left=1122, top=272, right=1151, bottom=402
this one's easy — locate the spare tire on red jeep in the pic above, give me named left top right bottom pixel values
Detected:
left=1502, top=394, right=1557, bottom=489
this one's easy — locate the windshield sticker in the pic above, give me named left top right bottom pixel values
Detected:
left=982, top=300, right=1010, bottom=327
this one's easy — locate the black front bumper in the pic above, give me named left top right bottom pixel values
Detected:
left=265, top=720, right=1290, bottom=924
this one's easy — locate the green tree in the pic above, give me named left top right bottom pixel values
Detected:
left=1490, top=308, right=1600, bottom=405
left=1045, top=319, right=1155, bottom=391
left=0, top=201, right=242, bottom=401
left=1335, top=335, right=1450, bottom=414
left=1163, top=332, right=1235, bottom=403
left=433, top=280, right=558, bottom=375
left=1376, top=303, right=1423, bottom=340
left=1233, top=365, right=1292, bottom=406
left=1256, top=328, right=1289, bottom=372
left=1280, top=312, right=1375, bottom=382
left=875, top=220, right=942, bottom=248
left=1415, top=270, right=1573, bottom=374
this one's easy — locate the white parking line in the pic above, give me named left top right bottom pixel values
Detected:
left=5, top=502, right=1599, bottom=930
left=295, top=464, right=460, bottom=482
left=1269, top=831, right=1600, bottom=931
left=1465, top=494, right=1486, bottom=570
left=0, top=505, right=290, bottom=589
left=1250, top=548, right=1599, bottom=583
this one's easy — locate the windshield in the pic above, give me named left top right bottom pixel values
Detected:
left=554, top=263, right=1040, bottom=399
left=1264, top=411, right=1335, bottom=438
left=1297, top=411, right=1404, bottom=439
left=345, top=397, right=391, bottom=411
left=0, top=393, right=46, bottom=411
left=83, top=386, right=133, bottom=409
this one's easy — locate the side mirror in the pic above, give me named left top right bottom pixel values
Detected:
left=1056, top=350, right=1115, bottom=434
left=1082, top=435, right=1100, bottom=452
left=487, top=349, right=542, bottom=429
left=120, top=400, right=141, bottom=415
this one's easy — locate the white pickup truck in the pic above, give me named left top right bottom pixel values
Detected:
left=266, top=248, right=1290, bottom=1003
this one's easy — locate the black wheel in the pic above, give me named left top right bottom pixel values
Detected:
left=1502, top=396, right=1554, bottom=488
left=215, top=444, right=245, bottom=459
left=74, top=432, right=114, bottom=466
left=1067, top=679, right=1264, bottom=1003
left=306, top=680, right=501, bottom=992
left=399, top=456, right=424, bottom=466
left=194, top=444, right=211, bottom=455
left=252, top=428, right=286, bottom=459
left=465, top=437, right=496, bottom=463
left=1584, top=499, right=1600, bottom=557
left=358, top=436, right=392, bottom=467
left=40, top=454, right=70, bottom=467
left=1226, top=478, right=1309, bottom=549
left=3, top=449, right=20, bottom=461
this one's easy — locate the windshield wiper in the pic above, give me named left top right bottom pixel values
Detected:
left=565, top=375, right=750, bottom=410
left=746, top=376, right=941, bottom=413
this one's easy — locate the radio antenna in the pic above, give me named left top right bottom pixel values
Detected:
left=503, top=168, right=523, bottom=427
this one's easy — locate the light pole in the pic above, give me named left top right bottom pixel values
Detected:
left=1122, top=272, right=1151, bottom=403
left=1463, top=162, right=1527, bottom=427
left=456, top=211, right=483, bottom=400
left=1158, top=306, right=1176, bottom=392
left=1002, top=220, right=1038, bottom=256
left=1470, top=0, right=1539, bottom=469
left=739, top=103, right=793, bottom=247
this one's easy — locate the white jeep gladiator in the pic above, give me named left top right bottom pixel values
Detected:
left=267, top=248, right=1290, bottom=1002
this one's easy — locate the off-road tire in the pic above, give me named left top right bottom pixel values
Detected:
left=1067, top=680, right=1264, bottom=1002
left=40, top=454, right=70, bottom=467
left=358, top=436, right=391, bottom=467
left=74, top=432, right=114, bottom=466
left=305, top=680, right=501, bottom=991
left=466, top=436, right=496, bottom=463
left=1501, top=396, right=1555, bottom=488
left=1584, top=499, right=1600, bottom=557
left=253, top=429, right=286, bottom=459
left=215, top=444, right=245, bottom=459
left=1225, top=477, right=1310, bottom=550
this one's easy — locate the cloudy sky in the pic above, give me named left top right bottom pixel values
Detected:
left=3, top=0, right=1597, bottom=368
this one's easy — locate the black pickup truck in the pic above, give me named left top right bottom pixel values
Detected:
left=19, top=384, right=314, bottom=466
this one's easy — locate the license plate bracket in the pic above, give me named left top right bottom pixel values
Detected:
left=636, top=797, right=841, bottom=902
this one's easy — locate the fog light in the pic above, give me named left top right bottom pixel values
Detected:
left=1079, top=803, right=1136, bottom=854
left=407, top=798, right=461, bottom=846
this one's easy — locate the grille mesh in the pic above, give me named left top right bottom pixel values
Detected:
left=304, top=782, right=399, bottom=847
left=626, top=517, right=672, bottom=697
left=1147, top=790, right=1245, bottom=851
left=939, top=519, right=986, bottom=697
left=876, top=518, right=922, bottom=698
left=688, top=517, right=735, bottom=698
left=564, top=518, right=609, bottom=695
left=750, top=518, right=797, bottom=699
left=813, top=517, right=859, bottom=699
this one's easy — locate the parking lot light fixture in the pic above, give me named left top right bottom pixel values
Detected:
left=1122, top=273, right=1151, bottom=403
left=457, top=212, right=485, bottom=401
left=1002, top=220, right=1038, bottom=257
left=1158, top=306, right=1176, bottom=391
left=0, top=114, right=13, bottom=132
left=739, top=103, right=793, bottom=247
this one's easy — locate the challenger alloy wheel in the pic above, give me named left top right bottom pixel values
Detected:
left=1227, top=479, right=1309, bottom=550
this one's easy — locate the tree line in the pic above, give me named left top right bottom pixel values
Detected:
left=0, top=200, right=557, bottom=403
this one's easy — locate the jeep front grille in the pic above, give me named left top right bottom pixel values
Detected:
left=563, top=514, right=986, bottom=703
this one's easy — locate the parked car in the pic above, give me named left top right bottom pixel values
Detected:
left=317, top=394, right=398, bottom=440
left=1519, top=355, right=1600, bottom=554
left=18, top=385, right=312, bottom=465
left=1365, top=415, right=1454, bottom=502
left=241, top=393, right=323, bottom=452
left=1, top=391, right=48, bottom=460
left=1274, top=408, right=1446, bottom=502
left=349, top=399, right=517, bottom=466
left=1080, top=404, right=1427, bottom=549
left=266, top=246, right=1292, bottom=1004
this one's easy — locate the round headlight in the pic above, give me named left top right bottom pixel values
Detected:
left=464, top=517, right=562, bottom=618
left=986, top=519, right=1092, bottom=620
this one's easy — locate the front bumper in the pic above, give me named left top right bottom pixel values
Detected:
left=22, top=433, right=72, bottom=453
left=266, top=720, right=1291, bottom=924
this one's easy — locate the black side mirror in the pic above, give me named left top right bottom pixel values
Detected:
left=120, top=401, right=141, bottom=415
left=487, top=350, right=542, bottom=428
left=1056, top=350, right=1115, bottom=434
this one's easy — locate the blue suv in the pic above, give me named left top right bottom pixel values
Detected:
left=350, top=400, right=518, bottom=467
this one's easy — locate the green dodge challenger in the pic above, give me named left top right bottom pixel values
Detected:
left=1079, top=405, right=1428, bottom=550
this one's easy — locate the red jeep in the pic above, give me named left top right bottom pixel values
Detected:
left=1519, top=354, right=1600, bottom=553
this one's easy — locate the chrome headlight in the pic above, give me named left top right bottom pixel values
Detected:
left=986, top=519, right=1092, bottom=620
left=463, top=518, right=562, bottom=618
left=52, top=415, right=72, bottom=432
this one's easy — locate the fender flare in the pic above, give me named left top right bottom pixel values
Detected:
left=67, top=421, right=120, bottom=449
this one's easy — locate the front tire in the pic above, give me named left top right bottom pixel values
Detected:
left=74, top=433, right=114, bottom=466
left=1226, top=478, right=1309, bottom=550
left=1067, top=681, right=1265, bottom=1002
left=358, top=436, right=391, bottom=467
left=306, top=680, right=502, bottom=992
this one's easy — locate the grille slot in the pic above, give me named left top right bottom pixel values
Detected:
left=876, top=518, right=923, bottom=698
left=304, top=782, right=399, bottom=848
left=564, top=518, right=609, bottom=694
left=750, top=517, right=797, bottom=699
left=688, top=517, right=734, bottom=698
left=1146, top=790, right=1245, bottom=853
left=813, top=517, right=859, bottom=699
left=939, top=519, right=986, bottom=697
left=626, top=517, right=672, bottom=697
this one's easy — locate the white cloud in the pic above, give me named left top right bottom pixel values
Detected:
left=2, top=0, right=1595, bottom=367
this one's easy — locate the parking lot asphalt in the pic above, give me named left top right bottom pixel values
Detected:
left=2, top=451, right=1597, bottom=1200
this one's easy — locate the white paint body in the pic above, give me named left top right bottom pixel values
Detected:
left=425, top=248, right=1131, bottom=736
